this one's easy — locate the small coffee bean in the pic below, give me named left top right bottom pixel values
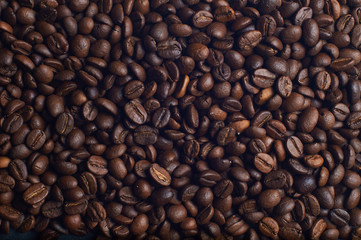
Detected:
left=258, top=189, right=281, bottom=209
left=55, top=112, right=74, bottom=135
left=286, top=136, right=304, bottom=158
left=259, top=217, right=279, bottom=239
left=26, top=129, right=46, bottom=150
left=149, top=163, right=171, bottom=186
left=23, top=183, right=49, bottom=205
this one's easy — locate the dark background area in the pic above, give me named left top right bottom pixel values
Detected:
left=0, top=230, right=95, bottom=239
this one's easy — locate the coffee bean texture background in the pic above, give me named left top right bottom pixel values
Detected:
left=0, top=0, right=361, bottom=239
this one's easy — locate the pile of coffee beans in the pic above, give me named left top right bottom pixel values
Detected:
left=1, top=0, right=361, bottom=239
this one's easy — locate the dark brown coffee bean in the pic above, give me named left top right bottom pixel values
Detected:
left=42, top=201, right=63, bottom=218
left=124, top=99, right=148, bottom=125
left=303, top=19, right=319, bottom=47
left=298, top=107, right=319, bottom=133
left=87, top=156, right=108, bottom=176
left=266, top=120, right=286, bottom=139
left=310, top=218, right=327, bottom=239
left=23, top=183, right=49, bottom=205
left=157, top=40, right=182, bottom=59
left=258, top=189, right=281, bottom=209
left=264, top=170, right=287, bottom=189
left=302, top=193, right=321, bottom=216
left=254, top=152, right=275, bottom=173
left=0, top=205, right=21, bottom=221
left=193, top=10, right=213, bottom=28
left=64, top=199, right=88, bottom=215
left=134, top=125, right=158, bottom=145
left=286, top=136, right=304, bottom=158
left=238, top=30, right=262, bottom=51
left=3, top=113, right=23, bottom=134
left=259, top=217, right=279, bottom=239
left=55, top=112, right=74, bottom=135
left=149, top=163, right=171, bottom=186
left=26, top=129, right=46, bottom=150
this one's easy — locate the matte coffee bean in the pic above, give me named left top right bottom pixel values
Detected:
left=238, top=30, right=262, bottom=51
left=193, top=11, right=213, bottom=28
left=294, top=175, right=317, bottom=194
left=26, top=129, right=46, bottom=150
left=87, top=156, right=108, bottom=176
left=133, top=125, right=158, bottom=145
left=149, top=164, right=171, bottom=186
left=124, top=100, right=148, bottom=125
left=0, top=205, right=21, bottom=221
left=259, top=217, right=279, bottom=239
left=286, top=136, right=304, bottom=158
left=254, top=153, right=275, bottom=173
left=298, top=107, right=319, bottom=133
left=264, top=170, right=287, bottom=189
left=55, top=112, right=74, bottom=135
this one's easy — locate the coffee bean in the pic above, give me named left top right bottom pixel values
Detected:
left=310, top=218, right=327, bottom=239
left=87, top=156, right=108, bottom=176
left=266, top=119, right=286, bottom=139
left=3, top=113, right=23, bottom=134
left=124, top=100, right=148, bottom=125
left=295, top=175, right=317, bottom=194
left=264, top=170, right=287, bottom=189
left=258, top=189, right=281, bottom=209
left=347, top=111, right=361, bottom=129
left=133, top=125, right=158, bottom=145
left=42, top=201, right=63, bottom=218
left=238, top=30, right=262, bottom=51
left=279, top=222, right=303, bottom=239
left=1, top=0, right=360, bottom=238
left=302, top=193, right=321, bottom=216
left=259, top=217, right=279, bottom=239
left=298, top=107, right=319, bottom=133
left=23, top=183, right=49, bottom=205
left=254, top=152, right=275, bottom=173
left=304, top=154, right=324, bottom=168
left=286, top=136, right=304, bottom=158
left=64, top=199, right=88, bottom=215
left=26, top=129, right=46, bottom=150
left=303, top=19, right=320, bottom=47
left=193, top=11, right=213, bottom=28
left=157, top=40, right=182, bottom=59
left=0, top=205, right=21, bottom=221
left=55, top=112, right=74, bottom=135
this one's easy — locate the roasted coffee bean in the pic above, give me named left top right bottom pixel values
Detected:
left=259, top=217, right=279, bottom=239
left=254, top=153, right=275, bottom=173
left=23, top=183, right=49, bottom=205
left=133, top=125, right=158, bottom=145
left=55, top=112, right=74, bottom=135
left=124, top=100, right=148, bottom=125
left=26, top=129, right=46, bottom=150
left=264, top=170, right=287, bottom=189
left=286, top=136, right=304, bottom=158
left=295, top=175, right=317, bottom=194
left=1, top=0, right=361, bottom=238
left=329, top=209, right=350, bottom=227
left=258, top=189, right=281, bottom=209
left=0, top=205, right=21, bottom=221
left=238, top=30, right=262, bottom=51
left=87, top=156, right=108, bottom=176
left=42, top=201, right=63, bottom=218
left=149, top=164, right=171, bottom=186
left=193, top=11, right=213, bottom=28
